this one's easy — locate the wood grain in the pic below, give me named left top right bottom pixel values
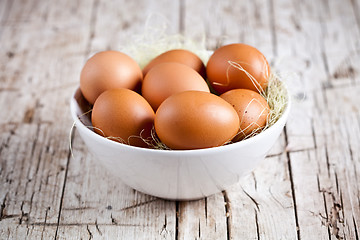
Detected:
left=0, top=0, right=359, bottom=239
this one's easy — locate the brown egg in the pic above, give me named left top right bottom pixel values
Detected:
left=80, top=51, right=142, bottom=105
left=155, top=91, right=240, bottom=150
left=142, top=49, right=206, bottom=78
left=206, top=43, right=270, bottom=94
left=142, top=62, right=210, bottom=111
left=91, top=88, right=155, bottom=148
left=220, top=89, right=269, bottom=141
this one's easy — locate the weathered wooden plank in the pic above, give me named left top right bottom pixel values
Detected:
left=278, top=0, right=360, bottom=238
left=311, top=83, right=360, bottom=240
left=267, top=1, right=331, bottom=237
left=87, top=0, right=181, bottom=55
left=322, top=86, right=360, bottom=239
left=0, top=123, right=68, bottom=238
left=0, top=0, right=94, bottom=239
left=177, top=193, right=227, bottom=240
left=289, top=149, right=330, bottom=239
left=319, top=0, right=360, bottom=88
left=225, top=154, right=297, bottom=239
left=299, top=0, right=360, bottom=238
left=271, top=0, right=325, bottom=152
left=56, top=134, right=176, bottom=240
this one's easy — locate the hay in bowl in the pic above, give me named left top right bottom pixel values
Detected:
left=70, top=32, right=291, bottom=200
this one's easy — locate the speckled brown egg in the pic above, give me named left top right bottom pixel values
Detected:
left=142, top=49, right=206, bottom=78
left=80, top=51, right=142, bottom=104
left=155, top=91, right=240, bottom=150
left=220, top=89, right=269, bottom=141
left=91, top=88, right=155, bottom=148
left=142, top=62, right=210, bottom=111
left=206, top=43, right=270, bottom=94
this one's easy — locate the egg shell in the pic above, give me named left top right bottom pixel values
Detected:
left=91, top=88, right=155, bottom=148
left=80, top=51, right=143, bottom=105
left=142, top=62, right=210, bottom=111
left=206, top=43, right=270, bottom=94
left=220, top=89, right=269, bottom=140
left=142, top=49, right=206, bottom=78
left=155, top=91, right=240, bottom=150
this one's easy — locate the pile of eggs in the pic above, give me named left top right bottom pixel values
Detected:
left=79, top=43, right=271, bottom=150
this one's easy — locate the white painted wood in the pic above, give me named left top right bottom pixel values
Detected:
left=0, top=0, right=359, bottom=239
left=176, top=193, right=228, bottom=240
left=57, top=135, right=177, bottom=239
left=226, top=154, right=297, bottom=240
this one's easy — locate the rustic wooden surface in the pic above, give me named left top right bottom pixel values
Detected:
left=0, top=0, right=359, bottom=239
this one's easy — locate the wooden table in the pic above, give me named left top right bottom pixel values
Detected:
left=1, top=0, right=359, bottom=239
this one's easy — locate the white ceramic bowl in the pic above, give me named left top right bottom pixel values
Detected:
left=70, top=87, right=291, bottom=200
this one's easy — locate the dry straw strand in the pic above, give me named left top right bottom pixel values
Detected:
left=227, top=60, right=265, bottom=93
left=121, top=15, right=209, bottom=70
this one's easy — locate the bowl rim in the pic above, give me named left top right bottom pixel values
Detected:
left=70, top=87, right=291, bottom=156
